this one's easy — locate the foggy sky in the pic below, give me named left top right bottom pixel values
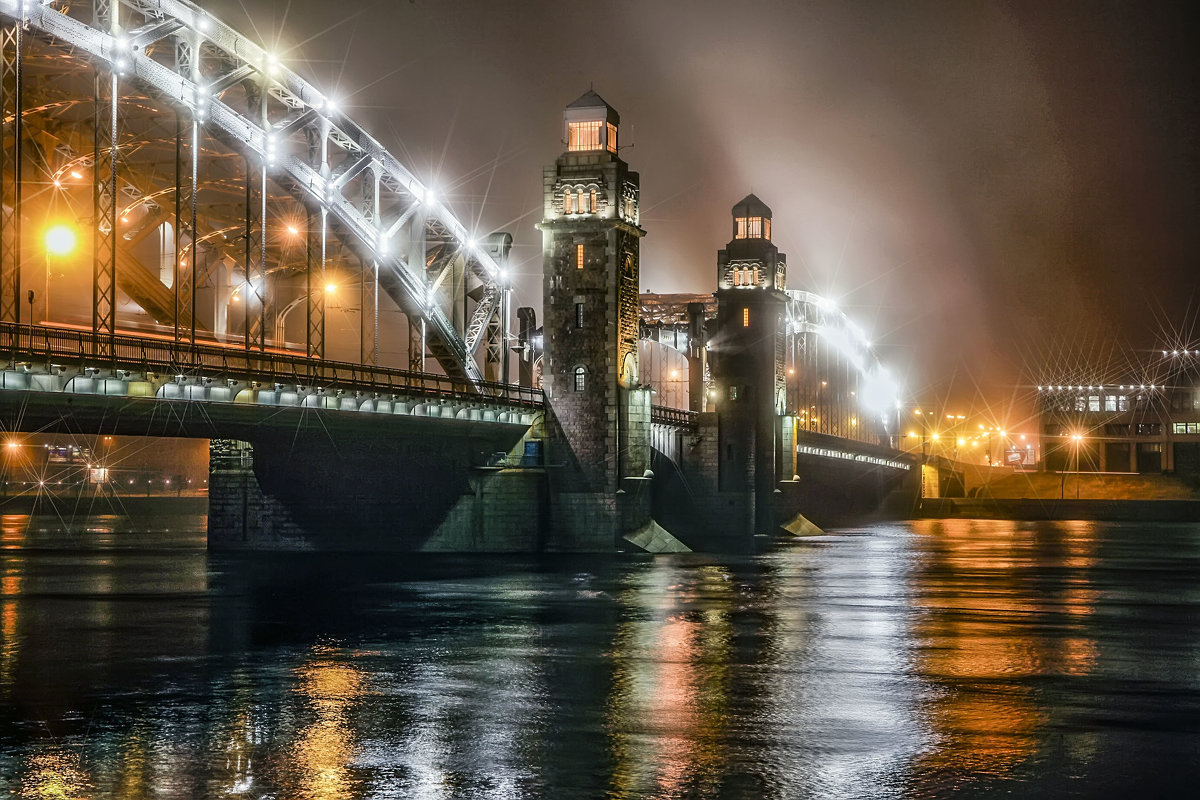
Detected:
left=209, top=0, right=1200, bottom=415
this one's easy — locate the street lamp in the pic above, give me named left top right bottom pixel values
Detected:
left=1062, top=432, right=1084, bottom=498
left=42, top=223, right=78, bottom=323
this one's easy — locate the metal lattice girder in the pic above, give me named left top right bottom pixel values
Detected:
left=465, top=281, right=501, bottom=358
left=93, top=72, right=118, bottom=351
left=484, top=305, right=503, bottom=383
left=91, top=0, right=120, bottom=357
left=3, top=0, right=508, bottom=385
left=306, top=208, right=324, bottom=359
left=0, top=23, right=20, bottom=324
left=244, top=159, right=264, bottom=350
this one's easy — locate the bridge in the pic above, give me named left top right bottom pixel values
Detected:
left=1, top=1, right=917, bottom=552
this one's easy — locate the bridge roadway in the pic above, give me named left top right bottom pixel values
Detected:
left=0, top=323, right=914, bottom=549
left=0, top=322, right=539, bottom=424
left=0, top=323, right=546, bottom=549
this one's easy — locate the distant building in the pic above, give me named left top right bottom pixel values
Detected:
left=1035, top=353, right=1200, bottom=473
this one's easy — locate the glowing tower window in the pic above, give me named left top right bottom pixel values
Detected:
left=742, top=307, right=750, bottom=327
left=607, top=123, right=618, bottom=152
left=574, top=366, right=586, bottom=392
left=576, top=243, right=584, bottom=270
left=735, top=217, right=766, bottom=239
left=568, top=121, right=603, bottom=151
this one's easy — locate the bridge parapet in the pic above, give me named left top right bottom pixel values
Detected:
left=650, top=404, right=696, bottom=429
left=0, top=323, right=541, bottom=424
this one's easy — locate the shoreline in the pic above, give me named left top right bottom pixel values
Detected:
left=916, top=497, right=1200, bottom=522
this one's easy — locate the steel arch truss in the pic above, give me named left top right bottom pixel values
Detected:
left=784, top=290, right=896, bottom=443
left=2, top=0, right=508, bottom=385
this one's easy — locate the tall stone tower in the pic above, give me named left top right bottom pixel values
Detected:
left=710, top=194, right=788, bottom=539
left=537, top=90, right=649, bottom=549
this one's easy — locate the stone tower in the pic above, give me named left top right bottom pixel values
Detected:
left=710, top=194, right=788, bottom=539
left=537, top=90, right=649, bottom=549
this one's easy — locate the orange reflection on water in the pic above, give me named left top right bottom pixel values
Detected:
left=909, top=519, right=1100, bottom=782
left=1, top=514, right=28, bottom=549
left=18, top=748, right=91, bottom=800
left=1, top=548, right=22, bottom=693
left=285, top=645, right=367, bottom=800
left=607, top=567, right=733, bottom=799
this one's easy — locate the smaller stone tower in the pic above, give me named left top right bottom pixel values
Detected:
left=710, top=194, right=788, bottom=540
left=536, top=90, right=649, bottom=549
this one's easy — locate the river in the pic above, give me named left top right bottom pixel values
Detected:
left=1, top=515, right=1198, bottom=798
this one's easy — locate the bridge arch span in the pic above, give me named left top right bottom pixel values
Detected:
left=2, top=0, right=506, bottom=383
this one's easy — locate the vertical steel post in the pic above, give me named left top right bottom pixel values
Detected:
left=373, top=171, right=380, bottom=366
left=408, top=203, right=427, bottom=373
left=244, top=85, right=266, bottom=350
left=173, top=112, right=181, bottom=341
left=92, top=2, right=119, bottom=356
left=0, top=22, right=22, bottom=325
left=173, top=37, right=190, bottom=342
left=189, top=115, right=198, bottom=342
left=306, top=123, right=328, bottom=360
left=305, top=208, right=325, bottom=358
left=244, top=160, right=261, bottom=349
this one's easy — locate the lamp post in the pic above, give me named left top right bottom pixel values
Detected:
left=1062, top=432, right=1083, bottom=499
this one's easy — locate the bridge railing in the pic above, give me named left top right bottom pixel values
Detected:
left=0, top=323, right=543, bottom=409
left=651, top=405, right=697, bottom=428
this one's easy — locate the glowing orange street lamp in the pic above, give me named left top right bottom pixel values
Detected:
left=42, top=223, right=79, bottom=323
left=44, top=224, right=78, bottom=256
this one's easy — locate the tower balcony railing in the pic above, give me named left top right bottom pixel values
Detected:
left=0, top=322, right=543, bottom=409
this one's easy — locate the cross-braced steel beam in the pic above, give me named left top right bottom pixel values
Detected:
left=0, top=23, right=22, bottom=324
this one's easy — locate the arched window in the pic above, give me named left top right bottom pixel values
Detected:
left=577, top=188, right=585, bottom=213
left=573, top=366, right=586, bottom=392
left=590, top=188, right=598, bottom=214
left=563, top=190, right=574, bottom=214
left=752, top=266, right=760, bottom=285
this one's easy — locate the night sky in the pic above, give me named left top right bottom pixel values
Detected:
left=209, top=0, right=1200, bottom=417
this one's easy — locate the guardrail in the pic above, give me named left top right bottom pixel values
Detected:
left=651, top=405, right=697, bottom=427
left=0, top=322, right=544, bottom=409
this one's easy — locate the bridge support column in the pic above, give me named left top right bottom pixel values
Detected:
left=208, top=439, right=306, bottom=549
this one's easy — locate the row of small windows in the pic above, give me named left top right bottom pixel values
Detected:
left=1174, top=422, right=1200, bottom=434
left=734, top=216, right=770, bottom=240
left=567, top=121, right=618, bottom=153
left=732, top=266, right=761, bottom=287
left=1044, top=422, right=1163, bottom=436
left=1043, top=394, right=1132, bottom=413
left=563, top=187, right=599, bottom=215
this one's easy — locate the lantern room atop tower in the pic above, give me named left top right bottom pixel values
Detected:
left=564, top=90, right=619, bottom=154
left=544, top=90, right=640, bottom=226
left=718, top=193, right=785, bottom=291
left=731, top=193, right=772, bottom=241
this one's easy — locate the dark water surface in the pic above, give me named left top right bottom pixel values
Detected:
left=1, top=515, right=1199, bottom=798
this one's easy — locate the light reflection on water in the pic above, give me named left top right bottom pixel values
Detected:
left=1, top=515, right=1199, bottom=798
